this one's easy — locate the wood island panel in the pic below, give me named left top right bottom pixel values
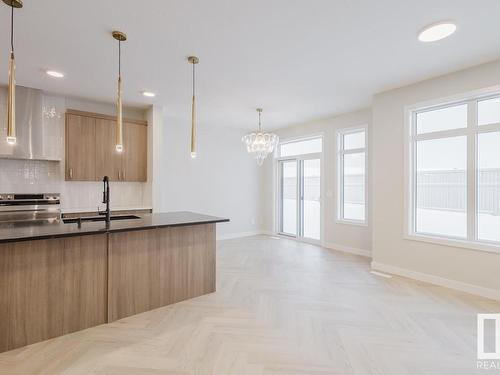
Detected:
left=0, top=234, right=107, bottom=352
left=158, top=224, right=216, bottom=305
left=107, top=228, right=161, bottom=322
left=108, top=224, right=216, bottom=322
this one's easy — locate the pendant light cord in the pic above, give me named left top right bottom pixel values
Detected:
left=192, top=61, right=195, bottom=97
left=258, top=111, right=262, bottom=131
left=10, top=4, right=14, bottom=54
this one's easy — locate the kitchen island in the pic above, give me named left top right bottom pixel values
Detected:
left=0, top=212, right=228, bottom=353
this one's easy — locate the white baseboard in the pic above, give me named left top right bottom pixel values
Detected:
left=216, top=233, right=372, bottom=259
left=322, top=242, right=372, bottom=258
left=371, top=261, right=500, bottom=301
left=217, top=231, right=264, bottom=240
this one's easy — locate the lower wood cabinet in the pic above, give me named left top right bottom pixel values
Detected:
left=0, top=224, right=216, bottom=353
left=107, top=224, right=216, bottom=322
left=0, top=234, right=108, bottom=352
left=66, top=110, right=148, bottom=182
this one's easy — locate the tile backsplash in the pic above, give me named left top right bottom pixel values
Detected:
left=0, top=159, right=148, bottom=212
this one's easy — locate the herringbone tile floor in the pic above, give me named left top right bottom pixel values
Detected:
left=0, top=235, right=498, bottom=374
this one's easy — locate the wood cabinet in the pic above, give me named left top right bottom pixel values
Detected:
left=65, top=114, right=96, bottom=180
left=108, top=224, right=216, bottom=322
left=0, top=234, right=108, bottom=352
left=122, top=121, right=148, bottom=182
left=0, top=222, right=218, bottom=352
left=95, top=118, right=122, bottom=181
left=65, top=110, right=148, bottom=182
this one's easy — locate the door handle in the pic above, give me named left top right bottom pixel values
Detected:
left=69, top=168, right=73, bottom=179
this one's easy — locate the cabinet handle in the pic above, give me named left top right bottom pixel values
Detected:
left=122, top=171, right=125, bottom=181
left=69, top=168, right=73, bottom=179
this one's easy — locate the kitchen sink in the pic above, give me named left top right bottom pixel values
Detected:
left=63, top=214, right=141, bottom=224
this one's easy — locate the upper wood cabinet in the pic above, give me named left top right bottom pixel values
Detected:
left=122, top=122, right=148, bottom=182
left=95, top=118, right=122, bottom=182
left=65, top=110, right=148, bottom=182
left=66, top=114, right=96, bottom=181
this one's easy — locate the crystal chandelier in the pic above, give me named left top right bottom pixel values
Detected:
left=242, top=108, right=279, bottom=166
left=43, top=106, right=60, bottom=119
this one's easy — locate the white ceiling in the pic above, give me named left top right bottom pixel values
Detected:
left=0, top=0, right=499, bottom=130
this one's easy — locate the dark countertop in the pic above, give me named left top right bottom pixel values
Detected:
left=0, top=212, right=229, bottom=244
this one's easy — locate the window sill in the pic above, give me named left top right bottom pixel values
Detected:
left=404, top=233, right=500, bottom=255
left=336, top=219, right=368, bottom=227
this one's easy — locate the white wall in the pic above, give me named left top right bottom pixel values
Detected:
left=145, top=105, right=163, bottom=210
left=155, top=116, right=261, bottom=238
left=261, top=109, right=372, bottom=254
left=65, top=96, right=146, bottom=121
left=371, top=59, right=500, bottom=293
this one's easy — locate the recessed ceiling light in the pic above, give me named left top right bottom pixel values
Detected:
left=418, top=22, right=457, bottom=42
left=142, top=91, right=156, bottom=97
left=46, top=70, right=64, bottom=78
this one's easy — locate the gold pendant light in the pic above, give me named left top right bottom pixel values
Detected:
left=3, top=0, right=23, bottom=145
left=112, top=31, right=126, bottom=153
left=188, top=56, right=199, bottom=158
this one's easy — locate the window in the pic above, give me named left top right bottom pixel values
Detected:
left=416, top=104, right=467, bottom=134
left=279, top=137, right=322, bottom=157
left=478, top=97, right=500, bottom=126
left=477, top=131, right=500, bottom=243
left=338, top=127, right=367, bottom=223
left=408, top=94, right=500, bottom=248
left=415, top=136, right=467, bottom=238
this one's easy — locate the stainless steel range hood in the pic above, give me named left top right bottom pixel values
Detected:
left=0, top=86, right=64, bottom=161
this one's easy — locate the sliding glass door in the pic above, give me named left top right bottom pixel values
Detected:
left=302, top=159, right=321, bottom=240
left=278, top=158, right=321, bottom=241
left=280, top=160, right=298, bottom=236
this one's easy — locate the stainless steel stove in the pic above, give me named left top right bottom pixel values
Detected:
left=0, top=193, right=61, bottom=224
